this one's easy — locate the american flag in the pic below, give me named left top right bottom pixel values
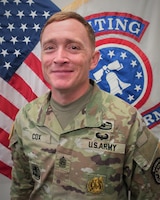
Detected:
left=0, top=0, right=60, bottom=179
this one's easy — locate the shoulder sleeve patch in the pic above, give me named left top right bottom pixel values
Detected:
left=151, top=157, right=160, bottom=184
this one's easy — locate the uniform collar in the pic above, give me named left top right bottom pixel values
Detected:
left=36, top=82, right=107, bottom=134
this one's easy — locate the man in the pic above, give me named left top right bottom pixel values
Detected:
left=10, top=11, right=160, bottom=200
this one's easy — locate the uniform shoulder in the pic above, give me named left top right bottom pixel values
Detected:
left=16, top=91, right=50, bottom=119
left=93, top=88, right=138, bottom=124
left=99, top=88, right=136, bottom=111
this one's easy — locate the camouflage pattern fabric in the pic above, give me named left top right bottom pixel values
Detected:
left=10, top=83, right=160, bottom=200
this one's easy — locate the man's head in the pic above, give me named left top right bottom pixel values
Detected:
left=40, top=11, right=99, bottom=104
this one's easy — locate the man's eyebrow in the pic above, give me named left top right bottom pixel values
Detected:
left=42, top=39, right=56, bottom=46
left=42, top=38, right=83, bottom=46
left=67, top=39, right=86, bottom=48
left=65, top=38, right=82, bottom=44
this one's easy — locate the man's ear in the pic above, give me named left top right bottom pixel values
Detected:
left=90, top=50, right=100, bottom=70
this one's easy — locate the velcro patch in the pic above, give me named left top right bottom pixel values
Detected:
left=31, top=163, right=41, bottom=182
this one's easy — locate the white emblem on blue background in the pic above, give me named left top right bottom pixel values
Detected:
left=90, top=42, right=147, bottom=106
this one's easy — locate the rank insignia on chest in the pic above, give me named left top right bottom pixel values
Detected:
left=87, top=176, right=104, bottom=194
left=59, top=156, right=67, bottom=168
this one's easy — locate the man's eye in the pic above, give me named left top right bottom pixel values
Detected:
left=68, top=44, right=80, bottom=51
left=44, top=45, right=56, bottom=51
left=71, top=45, right=78, bottom=50
left=46, top=46, right=53, bottom=50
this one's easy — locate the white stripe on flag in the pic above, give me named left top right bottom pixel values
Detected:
left=32, top=42, right=41, bottom=60
left=0, top=78, right=28, bottom=109
left=16, top=63, right=49, bottom=97
left=0, top=112, right=13, bottom=134
left=0, top=144, right=12, bottom=167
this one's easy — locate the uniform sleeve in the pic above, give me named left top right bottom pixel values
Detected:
left=9, top=122, right=34, bottom=199
left=130, top=124, right=160, bottom=199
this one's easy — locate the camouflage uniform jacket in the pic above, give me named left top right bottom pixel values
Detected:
left=10, top=83, right=160, bottom=200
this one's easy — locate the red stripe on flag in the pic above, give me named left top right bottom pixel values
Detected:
left=0, top=161, right=12, bottom=179
left=24, top=53, right=50, bottom=88
left=8, top=73, right=37, bottom=102
left=24, top=53, right=42, bottom=79
left=0, top=96, right=19, bottom=120
left=0, top=129, right=10, bottom=148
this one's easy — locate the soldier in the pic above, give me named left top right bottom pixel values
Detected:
left=10, top=11, right=160, bottom=200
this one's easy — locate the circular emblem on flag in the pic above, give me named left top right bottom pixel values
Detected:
left=89, top=38, right=152, bottom=109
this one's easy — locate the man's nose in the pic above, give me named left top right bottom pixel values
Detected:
left=53, top=47, right=68, bottom=64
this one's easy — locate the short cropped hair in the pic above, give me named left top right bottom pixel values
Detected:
left=40, top=11, right=95, bottom=48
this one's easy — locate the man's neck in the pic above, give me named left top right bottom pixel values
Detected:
left=51, top=84, right=91, bottom=106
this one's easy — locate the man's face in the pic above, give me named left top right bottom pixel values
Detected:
left=41, top=19, right=99, bottom=96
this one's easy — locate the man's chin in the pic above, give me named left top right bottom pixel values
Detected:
left=51, top=84, right=71, bottom=92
